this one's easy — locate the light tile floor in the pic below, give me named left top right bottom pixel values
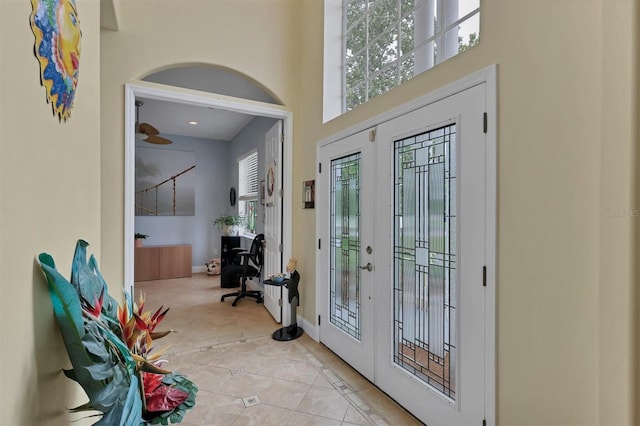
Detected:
left=137, top=274, right=422, bottom=426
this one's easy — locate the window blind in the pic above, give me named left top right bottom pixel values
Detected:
left=239, top=151, right=258, bottom=198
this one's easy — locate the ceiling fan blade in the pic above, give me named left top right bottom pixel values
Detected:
left=138, top=122, right=160, bottom=136
left=143, top=135, right=173, bottom=145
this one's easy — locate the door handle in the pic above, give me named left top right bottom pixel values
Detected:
left=360, top=263, right=373, bottom=272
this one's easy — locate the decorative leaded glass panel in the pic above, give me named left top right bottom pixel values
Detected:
left=330, top=153, right=361, bottom=340
left=393, top=124, right=457, bottom=400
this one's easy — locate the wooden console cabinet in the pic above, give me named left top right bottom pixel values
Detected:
left=135, top=244, right=192, bottom=282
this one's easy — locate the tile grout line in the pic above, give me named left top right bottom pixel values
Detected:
left=305, top=353, right=391, bottom=426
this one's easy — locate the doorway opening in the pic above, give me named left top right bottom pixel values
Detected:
left=124, top=78, right=294, bottom=325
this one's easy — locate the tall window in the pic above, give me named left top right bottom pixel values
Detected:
left=343, top=0, right=480, bottom=111
left=238, top=150, right=258, bottom=234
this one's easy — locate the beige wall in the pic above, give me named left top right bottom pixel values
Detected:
left=98, top=0, right=636, bottom=425
left=1, top=0, right=636, bottom=424
left=635, top=4, right=640, bottom=424
left=294, top=0, right=637, bottom=424
left=0, top=0, right=101, bottom=424
left=99, top=0, right=301, bottom=291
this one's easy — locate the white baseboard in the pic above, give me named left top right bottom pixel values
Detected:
left=299, top=315, right=319, bottom=342
left=192, top=265, right=206, bottom=274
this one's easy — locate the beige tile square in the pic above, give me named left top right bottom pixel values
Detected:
left=172, top=363, right=232, bottom=393
left=286, top=411, right=343, bottom=425
left=137, top=276, right=415, bottom=426
left=179, top=390, right=243, bottom=425
left=296, top=386, right=351, bottom=420
left=244, top=355, right=320, bottom=384
left=324, top=358, right=375, bottom=392
left=312, top=373, right=334, bottom=389
left=357, top=388, right=422, bottom=426
left=231, top=404, right=293, bottom=425
left=217, top=372, right=275, bottom=399
left=257, top=378, right=311, bottom=410
left=343, top=405, right=371, bottom=425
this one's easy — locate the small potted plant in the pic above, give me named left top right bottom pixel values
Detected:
left=212, top=214, right=244, bottom=236
left=134, top=233, right=149, bottom=248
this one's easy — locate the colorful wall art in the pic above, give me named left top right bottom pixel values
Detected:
left=30, top=0, right=81, bottom=121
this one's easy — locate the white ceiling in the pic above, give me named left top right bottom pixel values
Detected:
left=137, top=66, right=278, bottom=142
left=136, top=98, right=257, bottom=141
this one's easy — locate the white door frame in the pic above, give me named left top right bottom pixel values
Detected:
left=124, top=81, right=294, bottom=327
left=316, top=65, right=496, bottom=424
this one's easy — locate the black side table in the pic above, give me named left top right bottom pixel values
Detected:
left=263, top=270, right=303, bottom=341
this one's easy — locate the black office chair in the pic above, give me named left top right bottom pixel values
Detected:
left=220, top=234, right=264, bottom=306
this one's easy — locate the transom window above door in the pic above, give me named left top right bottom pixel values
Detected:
left=323, top=0, right=480, bottom=120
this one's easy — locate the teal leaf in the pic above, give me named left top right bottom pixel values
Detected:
left=93, top=372, right=143, bottom=426
left=63, top=368, right=77, bottom=382
left=91, top=318, right=135, bottom=368
left=84, top=363, right=114, bottom=381
left=90, top=363, right=129, bottom=412
left=124, top=290, right=134, bottom=318
left=41, top=240, right=195, bottom=425
left=68, top=402, right=95, bottom=413
left=70, top=241, right=107, bottom=312
left=120, top=374, right=143, bottom=426
left=38, top=253, right=103, bottom=399
left=88, top=254, right=119, bottom=317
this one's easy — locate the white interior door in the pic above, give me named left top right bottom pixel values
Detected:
left=263, top=121, right=283, bottom=323
left=317, top=80, right=493, bottom=425
left=317, top=129, right=375, bottom=380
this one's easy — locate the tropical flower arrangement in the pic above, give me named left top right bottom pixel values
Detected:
left=38, top=239, right=197, bottom=425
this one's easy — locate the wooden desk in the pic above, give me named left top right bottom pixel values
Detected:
left=135, top=244, right=192, bottom=282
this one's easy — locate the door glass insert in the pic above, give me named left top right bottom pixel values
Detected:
left=393, top=124, right=456, bottom=400
left=330, top=153, right=361, bottom=340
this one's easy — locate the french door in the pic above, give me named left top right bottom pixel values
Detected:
left=317, top=80, right=494, bottom=425
left=317, top=129, right=376, bottom=380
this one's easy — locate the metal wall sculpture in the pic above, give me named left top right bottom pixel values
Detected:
left=30, top=0, right=82, bottom=121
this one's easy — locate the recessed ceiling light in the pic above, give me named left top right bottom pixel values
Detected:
left=188, top=121, right=198, bottom=125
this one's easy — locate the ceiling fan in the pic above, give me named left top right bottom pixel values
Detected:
left=135, top=100, right=172, bottom=145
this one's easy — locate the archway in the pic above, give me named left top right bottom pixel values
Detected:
left=124, top=65, right=293, bottom=325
